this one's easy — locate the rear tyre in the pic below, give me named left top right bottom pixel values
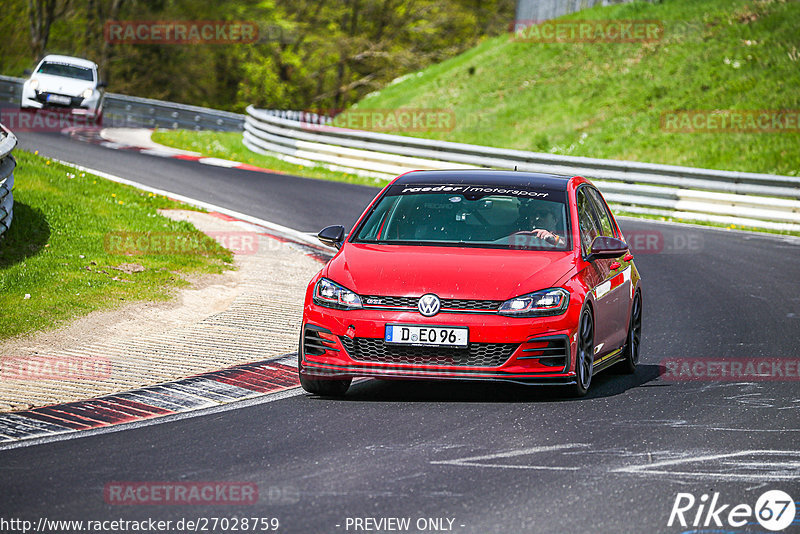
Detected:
left=617, top=290, right=642, bottom=374
left=570, top=308, right=594, bottom=397
left=297, top=339, right=351, bottom=397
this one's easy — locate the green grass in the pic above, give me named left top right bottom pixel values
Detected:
left=0, top=151, right=234, bottom=340
left=351, top=0, right=800, bottom=176
left=151, top=129, right=389, bottom=188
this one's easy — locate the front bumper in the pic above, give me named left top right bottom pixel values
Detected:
left=21, top=88, right=102, bottom=118
left=299, top=303, right=580, bottom=385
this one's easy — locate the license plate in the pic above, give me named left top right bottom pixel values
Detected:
left=46, top=94, right=71, bottom=105
left=384, top=325, right=468, bottom=348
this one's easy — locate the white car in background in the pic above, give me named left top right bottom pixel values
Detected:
left=20, top=55, right=107, bottom=123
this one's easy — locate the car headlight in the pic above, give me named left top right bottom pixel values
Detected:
left=81, top=88, right=94, bottom=99
left=313, top=278, right=363, bottom=310
left=29, top=79, right=39, bottom=91
left=498, top=288, right=570, bottom=317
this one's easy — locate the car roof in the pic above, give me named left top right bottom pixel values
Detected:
left=39, top=55, right=98, bottom=69
left=395, top=169, right=572, bottom=191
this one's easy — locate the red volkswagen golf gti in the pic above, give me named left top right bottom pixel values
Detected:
left=299, top=170, right=642, bottom=397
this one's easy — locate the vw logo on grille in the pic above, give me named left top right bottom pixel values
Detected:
left=417, top=294, right=441, bottom=317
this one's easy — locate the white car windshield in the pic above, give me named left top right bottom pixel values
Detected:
left=36, top=62, right=95, bottom=82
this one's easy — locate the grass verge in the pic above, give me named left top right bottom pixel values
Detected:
left=0, top=150, right=234, bottom=341
left=353, top=0, right=800, bottom=176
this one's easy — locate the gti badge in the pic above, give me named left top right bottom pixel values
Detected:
left=418, top=294, right=441, bottom=317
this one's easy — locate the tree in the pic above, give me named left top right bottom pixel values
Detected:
left=27, top=0, right=71, bottom=61
left=13, top=0, right=516, bottom=112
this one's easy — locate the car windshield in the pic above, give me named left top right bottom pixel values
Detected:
left=36, top=61, right=95, bottom=82
left=353, top=183, right=570, bottom=250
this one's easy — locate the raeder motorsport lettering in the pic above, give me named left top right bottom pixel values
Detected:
left=398, top=184, right=551, bottom=198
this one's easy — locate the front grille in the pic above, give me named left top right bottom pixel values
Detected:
left=442, top=298, right=502, bottom=311
left=363, top=296, right=417, bottom=307
left=362, top=295, right=502, bottom=312
left=340, top=337, right=517, bottom=367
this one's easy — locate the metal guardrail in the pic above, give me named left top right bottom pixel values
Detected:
left=244, top=106, right=800, bottom=231
left=0, top=123, right=17, bottom=237
left=0, top=70, right=796, bottom=232
left=0, top=75, right=244, bottom=131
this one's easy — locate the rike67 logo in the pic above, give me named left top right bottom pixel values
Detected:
left=669, top=490, right=796, bottom=531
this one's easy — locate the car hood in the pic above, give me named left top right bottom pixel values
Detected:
left=325, top=243, right=576, bottom=300
left=32, top=74, right=94, bottom=96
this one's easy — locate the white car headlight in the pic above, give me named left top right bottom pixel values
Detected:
left=498, top=288, right=570, bottom=317
left=81, top=88, right=94, bottom=99
left=29, top=79, right=39, bottom=91
left=313, top=278, right=363, bottom=310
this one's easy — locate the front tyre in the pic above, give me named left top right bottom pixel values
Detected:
left=617, top=290, right=642, bottom=374
left=297, top=342, right=351, bottom=397
left=570, top=308, right=594, bottom=397
left=299, top=374, right=351, bottom=397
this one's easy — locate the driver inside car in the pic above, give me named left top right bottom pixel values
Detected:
left=508, top=201, right=565, bottom=248
left=529, top=205, right=564, bottom=246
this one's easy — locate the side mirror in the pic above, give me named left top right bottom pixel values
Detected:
left=317, top=225, right=346, bottom=249
left=587, top=236, right=628, bottom=261
left=97, top=80, right=108, bottom=88
left=23, top=69, right=32, bottom=75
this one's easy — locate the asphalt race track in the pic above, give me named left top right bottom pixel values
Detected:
left=2, top=126, right=799, bottom=533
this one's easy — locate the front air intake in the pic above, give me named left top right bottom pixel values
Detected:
left=302, top=326, right=339, bottom=356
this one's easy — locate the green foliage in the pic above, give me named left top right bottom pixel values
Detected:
left=2, top=0, right=515, bottom=112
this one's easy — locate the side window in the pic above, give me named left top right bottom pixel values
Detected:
left=587, top=188, right=616, bottom=238
left=576, top=188, right=600, bottom=255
